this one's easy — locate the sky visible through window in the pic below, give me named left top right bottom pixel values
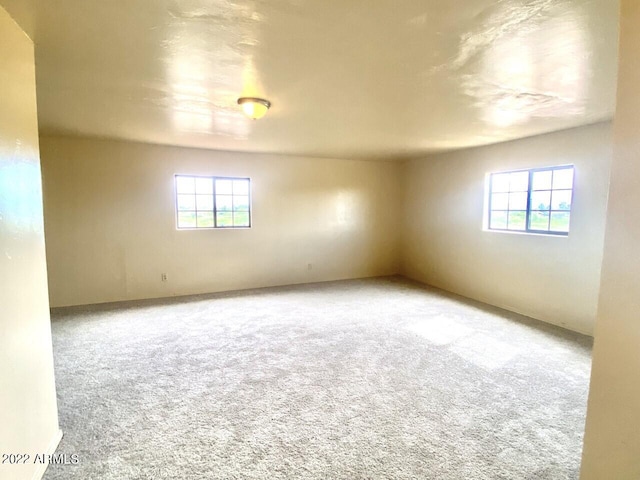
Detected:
left=488, top=166, right=574, bottom=235
left=175, top=175, right=251, bottom=229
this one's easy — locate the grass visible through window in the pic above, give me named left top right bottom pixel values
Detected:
left=488, top=166, right=574, bottom=235
left=175, top=175, right=251, bottom=229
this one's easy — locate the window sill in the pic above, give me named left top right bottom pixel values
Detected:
left=483, top=228, right=569, bottom=238
left=176, top=227, right=252, bottom=231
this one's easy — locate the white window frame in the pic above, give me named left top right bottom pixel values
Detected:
left=487, top=165, right=574, bottom=236
left=174, top=175, right=252, bottom=230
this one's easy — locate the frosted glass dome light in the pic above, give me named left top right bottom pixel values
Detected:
left=237, top=97, right=271, bottom=120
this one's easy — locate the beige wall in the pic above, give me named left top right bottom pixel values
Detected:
left=0, top=6, right=61, bottom=480
left=40, top=136, right=402, bottom=307
left=581, top=1, right=640, bottom=477
left=401, top=123, right=612, bottom=335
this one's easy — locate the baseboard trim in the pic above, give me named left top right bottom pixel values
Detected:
left=399, top=273, right=594, bottom=337
left=50, top=274, right=403, bottom=312
left=31, top=429, right=63, bottom=480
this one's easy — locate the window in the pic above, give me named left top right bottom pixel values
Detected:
left=175, top=175, right=251, bottom=229
left=488, top=165, right=574, bottom=235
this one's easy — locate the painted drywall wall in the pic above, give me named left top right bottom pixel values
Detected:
left=39, top=136, right=402, bottom=307
left=0, top=6, right=61, bottom=480
left=581, top=1, right=640, bottom=477
left=401, top=123, right=612, bottom=335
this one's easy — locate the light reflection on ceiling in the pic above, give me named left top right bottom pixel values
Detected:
left=164, top=1, right=257, bottom=138
left=454, top=0, right=589, bottom=127
left=0, top=0, right=619, bottom=160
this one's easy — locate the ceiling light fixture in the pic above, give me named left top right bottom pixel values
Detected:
left=237, top=97, right=271, bottom=120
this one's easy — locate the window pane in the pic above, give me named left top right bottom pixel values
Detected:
left=216, top=195, right=233, bottom=212
left=233, top=211, right=250, bottom=227
left=530, top=190, right=551, bottom=211
left=509, top=172, right=529, bottom=192
left=176, top=176, right=195, bottom=194
left=177, top=176, right=252, bottom=229
left=196, top=212, right=214, bottom=228
left=196, top=195, right=213, bottom=211
left=550, top=212, right=571, bottom=233
left=491, top=174, right=510, bottom=193
left=195, top=177, right=213, bottom=194
left=529, top=211, right=550, bottom=231
left=233, top=195, right=249, bottom=212
left=490, top=211, right=508, bottom=229
left=553, top=168, right=574, bottom=190
left=233, top=179, right=249, bottom=195
left=487, top=166, right=574, bottom=235
left=215, top=179, right=233, bottom=195
left=532, top=170, right=552, bottom=190
left=491, top=193, right=508, bottom=210
left=508, top=211, right=526, bottom=230
left=509, top=192, right=527, bottom=210
left=551, top=190, right=572, bottom=211
left=177, top=211, right=196, bottom=228
left=216, top=212, right=233, bottom=227
left=177, top=194, right=196, bottom=211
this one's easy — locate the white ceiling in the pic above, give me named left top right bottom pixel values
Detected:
left=2, top=0, right=619, bottom=160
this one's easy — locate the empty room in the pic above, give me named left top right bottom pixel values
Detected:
left=1, top=1, right=639, bottom=479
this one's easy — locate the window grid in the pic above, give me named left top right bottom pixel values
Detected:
left=488, top=166, right=574, bottom=236
left=175, top=175, right=251, bottom=230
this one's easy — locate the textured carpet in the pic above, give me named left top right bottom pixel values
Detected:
left=44, top=277, right=592, bottom=479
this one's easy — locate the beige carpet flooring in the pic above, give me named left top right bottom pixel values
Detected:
left=44, top=277, right=592, bottom=479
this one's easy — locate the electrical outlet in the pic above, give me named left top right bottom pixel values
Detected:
left=161, top=273, right=168, bottom=282
left=307, top=263, right=312, bottom=270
